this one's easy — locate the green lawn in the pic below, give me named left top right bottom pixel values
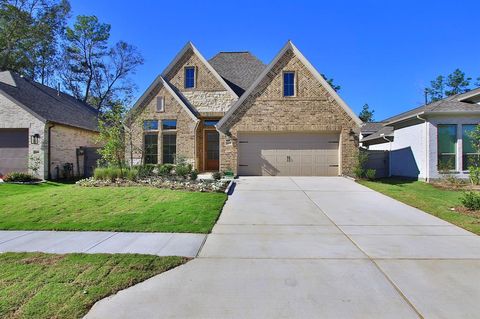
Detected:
left=359, top=178, right=480, bottom=235
left=0, top=182, right=227, bottom=233
left=0, top=252, right=186, bottom=319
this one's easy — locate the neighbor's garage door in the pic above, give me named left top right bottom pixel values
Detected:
left=238, top=133, right=340, bottom=176
left=0, top=129, right=29, bottom=176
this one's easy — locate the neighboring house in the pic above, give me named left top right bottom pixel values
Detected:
left=127, top=41, right=362, bottom=176
left=361, top=88, right=480, bottom=181
left=0, top=71, right=100, bottom=180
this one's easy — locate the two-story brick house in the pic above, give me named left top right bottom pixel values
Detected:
left=127, top=41, right=361, bottom=176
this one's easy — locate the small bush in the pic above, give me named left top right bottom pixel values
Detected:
left=94, top=167, right=107, bottom=180
left=189, top=169, right=199, bottom=181
left=469, top=166, right=480, bottom=185
left=3, top=172, right=37, bottom=182
left=125, top=168, right=139, bottom=181
left=365, top=169, right=376, bottom=180
left=353, top=167, right=365, bottom=179
left=223, top=169, right=234, bottom=177
left=158, top=164, right=174, bottom=176
left=212, top=171, right=222, bottom=180
left=175, top=164, right=192, bottom=178
left=136, top=165, right=155, bottom=178
left=461, top=192, right=480, bottom=210
left=354, top=151, right=368, bottom=179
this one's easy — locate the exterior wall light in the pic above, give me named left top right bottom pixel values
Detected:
left=30, top=133, right=40, bottom=144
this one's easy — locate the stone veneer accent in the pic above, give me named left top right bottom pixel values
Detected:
left=219, top=49, right=360, bottom=175
left=164, top=48, right=237, bottom=113
left=127, top=84, right=197, bottom=166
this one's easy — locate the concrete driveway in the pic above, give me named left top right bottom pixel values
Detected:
left=86, top=177, right=480, bottom=319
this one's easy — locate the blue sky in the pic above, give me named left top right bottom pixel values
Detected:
left=69, top=0, right=480, bottom=120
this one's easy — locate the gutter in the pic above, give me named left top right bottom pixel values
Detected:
left=416, top=114, right=428, bottom=182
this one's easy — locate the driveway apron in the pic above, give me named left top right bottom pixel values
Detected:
left=86, top=177, right=480, bottom=319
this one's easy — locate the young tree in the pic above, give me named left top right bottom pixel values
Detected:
left=62, top=15, right=143, bottom=111
left=445, top=68, right=471, bottom=96
left=425, top=75, right=445, bottom=103
left=97, top=101, right=126, bottom=169
left=321, top=73, right=341, bottom=92
left=358, top=103, right=375, bottom=122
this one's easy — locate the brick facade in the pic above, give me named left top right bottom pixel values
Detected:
left=127, top=85, right=197, bottom=166
left=219, top=49, right=359, bottom=175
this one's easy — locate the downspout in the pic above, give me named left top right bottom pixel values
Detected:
left=47, top=123, right=55, bottom=180
left=193, top=120, right=200, bottom=171
left=416, top=114, right=428, bottom=182
left=380, top=134, right=392, bottom=177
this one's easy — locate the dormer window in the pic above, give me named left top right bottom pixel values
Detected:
left=185, top=66, right=195, bottom=88
left=156, top=96, right=165, bottom=112
left=283, top=71, right=295, bottom=97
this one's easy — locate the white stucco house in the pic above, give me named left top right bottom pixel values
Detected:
left=361, top=88, right=480, bottom=181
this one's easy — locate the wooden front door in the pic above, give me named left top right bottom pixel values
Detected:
left=205, top=130, right=219, bottom=171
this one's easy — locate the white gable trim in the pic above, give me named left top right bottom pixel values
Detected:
left=217, top=41, right=362, bottom=132
left=161, top=42, right=238, bottom=99
left=128, top=75, right=198, bottom=123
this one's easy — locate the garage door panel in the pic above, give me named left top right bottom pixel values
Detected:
left=0, top=129, right=29, bottom=175
left=238, top=133, right=340, bottom=176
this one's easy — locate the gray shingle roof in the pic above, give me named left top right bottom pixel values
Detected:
left=361, top=122, right=384, bottom=134
left=0, top=71, right=99, bottom=131
left=361, top=126, right=394, bottom=143
left=209, top=52, right=266, bottom=96
left=384, top=87, right=480, bottom=125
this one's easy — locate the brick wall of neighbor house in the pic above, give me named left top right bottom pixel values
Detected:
left=49, top=124, right=99, bottom=179
left=220, top=49, right=359, bottom=175
left=164, top=48, right=237, bottom=113
left=0, top=95, right=47, bottom=178
left=127, top=85, right=197, bottom=166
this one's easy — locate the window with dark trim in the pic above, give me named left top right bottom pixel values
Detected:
left=144, top=134, right=158, bottom=164
left=143, top=120, right=158, bottom=131
left=204, top=120, right=219, bottom=127
left=162, top=119, right=177, bottom=130
left=283, top=71, right=295, bottom=97
left=185, top=66, right=195, bottom=88
left=162, top=134, right=176, bottom=164
left=462, top=124, right=480, bottom=170
left=438, top=124, right=457, bottom=171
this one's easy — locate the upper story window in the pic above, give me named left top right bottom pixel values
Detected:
left=184, top=66, right=195, bottom=89
left=144, top=120, right=159, bottom=131
left=156, top=96, right=165, bottom=112
left=438, top=124, right=457, bottom=171
left=462, top=124, right=480, bottom=170
left=283, top=71, right=295, bottom=97
left=162, top=119, right=177, bottom=130
left=204, top=120, right=219, bottom=127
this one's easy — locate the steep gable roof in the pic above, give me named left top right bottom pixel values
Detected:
left=126, top=75, right=199, bottom=124
left=0, top=71, right=98, bottom=131
left=162, top=42, right=238, bottom=99
left=209, top=52, right=266, bottom=96
left=217, top=41, right=363, bottom=132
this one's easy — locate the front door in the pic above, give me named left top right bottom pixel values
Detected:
left=205, top=131, right=219, bottom=171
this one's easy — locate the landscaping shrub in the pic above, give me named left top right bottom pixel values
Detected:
left=175, top=164, right=192, bottom=178
left=461, top=192, right=480, bottom=210
left=125, top=168, right=139, bottom=181
left=136, top=165, right=155, bottom=178
left=189, top=169, right=199, bottom=181
left=354, top=151, right=368, bottom=179
left=223, top=169, right=234, bottom=177
left=365, top=169, right=376, bottom=180
left=469, top=166, right=480, bottom=185
left=3, top=172, right=37, bottom=182
left=93, top=167, right=107, bottom=180
left=212, top=171, right=222, bottom=180
left=158, top=164, right=174, bottom=176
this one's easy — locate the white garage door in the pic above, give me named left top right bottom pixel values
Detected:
left=238, top=132, right=340, bottom=176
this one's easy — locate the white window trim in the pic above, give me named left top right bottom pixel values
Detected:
left=156, top=96, right=165, bottom=113
left=184, top=66, right=196, bottom=89
left=282, top=71, right=296, bottom=97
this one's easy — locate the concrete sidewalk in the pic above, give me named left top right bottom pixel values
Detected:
left=0, top=230, right=205, bottom=257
